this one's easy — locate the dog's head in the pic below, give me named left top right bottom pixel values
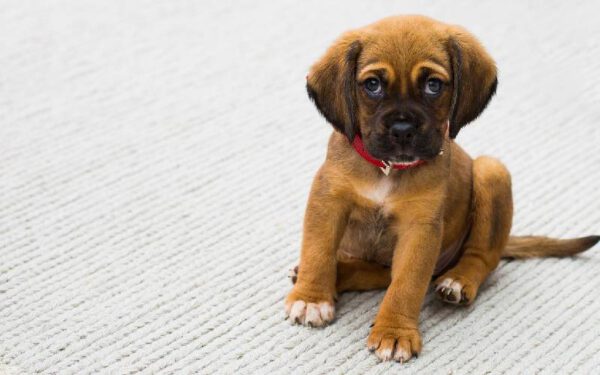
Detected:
left=307, top=15, right=497, bottom=163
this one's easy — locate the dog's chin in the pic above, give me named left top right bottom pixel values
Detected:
left=370, top=148, right=441, bottom=164
left=388, top=154, right=420, bottom=166
left=388, top=153, right=416, bottom=162
left=365, top=137, right=443, bottom=164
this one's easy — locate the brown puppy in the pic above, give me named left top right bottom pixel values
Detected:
left=285, top=15, right=600, bottom=362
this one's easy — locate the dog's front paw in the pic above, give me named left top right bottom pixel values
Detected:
left=285, top=288, right=334, bottom=327
left=434, top=274, right=477, bottom=305
left=367, top=323, right=422, bottom=363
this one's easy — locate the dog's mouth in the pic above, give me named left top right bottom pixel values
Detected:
left=388, top=154, right=421, bottom=167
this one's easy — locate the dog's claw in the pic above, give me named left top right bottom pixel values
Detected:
left=288, top=266, right=299, bottom=284
left=442, top=287, right=455, bottom=301
left=434, top=276, right=474, bottom=305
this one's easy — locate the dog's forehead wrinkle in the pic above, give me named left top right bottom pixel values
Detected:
left=361, top=26, right=449, bottom=66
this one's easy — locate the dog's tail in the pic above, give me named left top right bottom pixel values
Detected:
left=501, top=235, right=600, bottom=259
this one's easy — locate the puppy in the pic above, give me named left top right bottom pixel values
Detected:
left=285, top=15, right=600, bottom=362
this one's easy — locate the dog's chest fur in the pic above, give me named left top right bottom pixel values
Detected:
left=337, top=177, right=398, bottom=265
left=359, top=177, right=395, bottom=206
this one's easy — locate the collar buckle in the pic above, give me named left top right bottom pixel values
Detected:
left=380, top=161, right=392, bottom=176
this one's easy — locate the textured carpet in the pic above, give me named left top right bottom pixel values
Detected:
left=1, top=1, right=599, bottom=374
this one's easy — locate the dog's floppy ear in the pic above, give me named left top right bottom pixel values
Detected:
left=447, top=26, right=498, bottom=138
left=306, top=32, right=362, bottom=142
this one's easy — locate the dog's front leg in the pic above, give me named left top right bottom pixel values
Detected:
left=285, top=170, right=350, bottom=327
left=368, top=220, right=442, bottom=362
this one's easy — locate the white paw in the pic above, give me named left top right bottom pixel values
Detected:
left=285, top=300, right=334, bottom=327
left=393, top=347, right=411, bottom=363
left=377, top=348, right=393, bottom=361
left=435, top=277, right=470, bottom=305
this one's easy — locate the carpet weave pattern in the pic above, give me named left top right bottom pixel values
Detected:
left=1, top=1, right=599, bottom=374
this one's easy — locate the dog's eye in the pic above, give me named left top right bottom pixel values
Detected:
left=364, top=77, right=383, bottom=97
left=424, top=78, right=443, bottom=96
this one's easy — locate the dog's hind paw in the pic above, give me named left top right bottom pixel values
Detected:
left=434, top=275, right=477, bottom=305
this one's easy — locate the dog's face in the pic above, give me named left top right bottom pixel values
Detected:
left=307, top=16, right=498, bottom=163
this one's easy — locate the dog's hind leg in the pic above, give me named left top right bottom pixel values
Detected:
left=434, top=156, right=513, bottom=305
left=290, top=258, right=391, bottom=294
left=335, top=258, right=391, bottom=293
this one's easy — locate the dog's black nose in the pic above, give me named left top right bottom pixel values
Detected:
left=390, top=122, right=416, bottom=142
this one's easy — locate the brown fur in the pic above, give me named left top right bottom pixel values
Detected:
left=503, top=235, right=600, bottom=258
left=285, top=15, right=599, bottom=363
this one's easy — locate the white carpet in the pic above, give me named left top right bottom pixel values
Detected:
left=1, top=1, right=599, bottom=374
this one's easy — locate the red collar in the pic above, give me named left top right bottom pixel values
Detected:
left=351, top=135, right=426, bottom=175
